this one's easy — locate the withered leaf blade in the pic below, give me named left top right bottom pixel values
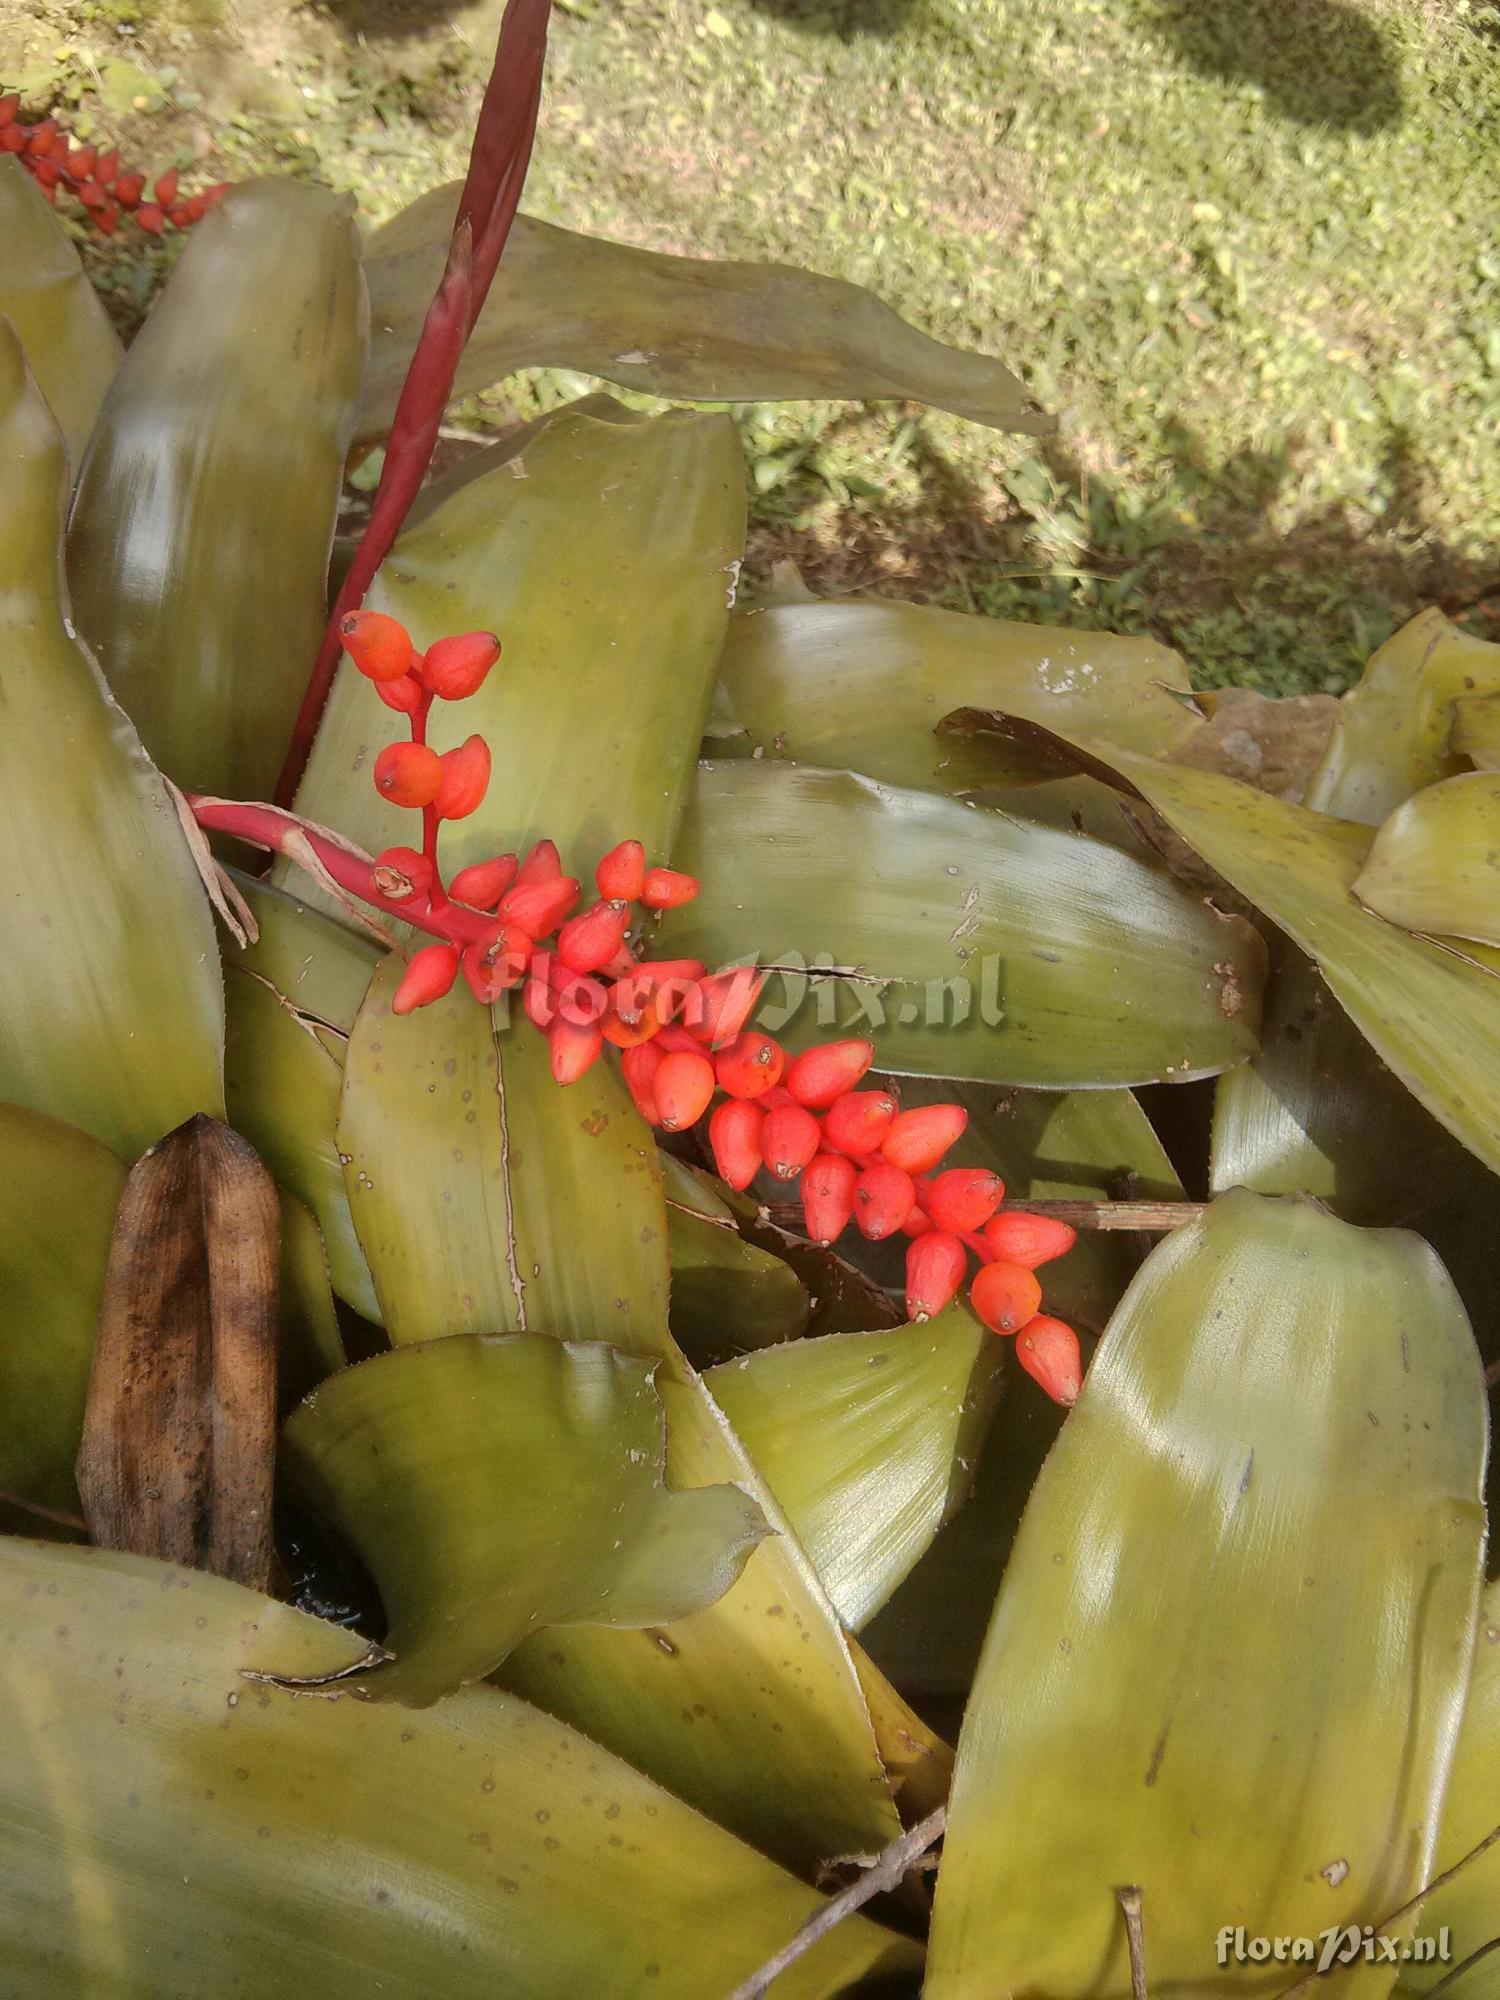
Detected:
left=76, top=1114, right=279, bottom=1589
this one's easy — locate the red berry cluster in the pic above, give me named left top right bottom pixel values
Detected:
left=0, top=96, right=227, bottom=235
left=343, top=608, right=1083, bottom=1406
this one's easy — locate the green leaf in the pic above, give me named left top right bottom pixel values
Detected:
left=706, top=1305, right=1002, bottom=1630
left=291, top=398, right=745, bottom=886
left=0, top=1103, right=125, bottom=1513
left=927, top=1189, right=1487, bottom=1997
left=1354, top=771, right=1500, bottom=946
left=711, top=600, right=1198, bottom=792
left=66, top=181, right=366, bottom=800
left=0, top=323, right=224, bottom=1158
left=276, top=1190, right=347, bottom=1410
left=1304, top=608, right=1500, bottom=827
left=664, top=1156, right=811, bottom=1363
left=660, top=761, right=1264, bottom=1088
left=282, top=1333, right=769, bottom=1705
left=358, top=194, right=1053, bottom=444
left=0, top=1539, right=922, bottom=1999
left=0, top=157, right=120, bottom=468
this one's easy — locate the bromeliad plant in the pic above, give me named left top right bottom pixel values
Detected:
left=3, top=1, right=1500, bottom=1995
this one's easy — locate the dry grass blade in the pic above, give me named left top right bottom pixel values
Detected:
left=76, top=1115, right=279, bottom=1589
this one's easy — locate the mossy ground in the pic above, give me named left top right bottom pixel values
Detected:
left=7, top=0, right=1500, bottom=690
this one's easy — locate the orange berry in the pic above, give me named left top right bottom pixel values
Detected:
left=905, top=1232, right=968, bottom=1321
left=640, top=867, right=698, bottom=910
left=654, top=1050, right=716, bottom=1131
left=391, top=942, right=459, bottom=1015
left=434, top=734, right=491, bottom=820
left=621, top=1041, right=665, bottom=1126
left=882, top=1103, right=968, bottom=1175
left=854, top=1161, right=917, bottom=1241
left=547, top=1015, right=604, bottom=1085
left=800, top=1152, right=858, bottom=1245
left=822, top=1089, right=897, bottom=1158
left=374, top=740, right=442, bottom=808
left=461, top=920, right=531, bottom=1004
left=516, top=839, right=563, bottom=885
left=499, top=874, right=581, bottom=939
left=969, top=1261, right=1043, bottom=1337
left=596, top=838, right=646, bottom=901
left=422, top=630, right=501, bottom=700
left=370, top=845, right=434, bottom=903
left=450, top=853, right=519, bottom=909
left=1015, top=1316, right=1083, bottom=1406
left=926, top=1168, right=1004, bottom=1235
left=714, top=1032, right=785, bottom=1100
left=709, top=1099, right=765, bottom=1192
left=557, top=899, right=632, bottom=976
left=785, top=1040, right=875, bottom=1109
left=762, top=1104, right=822, bottom=1181
left=375, top=672, right=425, bottom=715
left=341, top=609, right=415, bottom=683
left=982, top=1213, right=1078, bottom=1267
left=683, top=967, right=763, bottom=1049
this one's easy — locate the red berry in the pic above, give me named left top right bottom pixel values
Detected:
left=683, top=967, right=763, bottom=1049
left=201, top=181, right=232, bottom=205
left=154, top=167, right=179, bottom=206
left=546, top=1015, right=604, bottom=1085
left=25, top=120, right=58, bottom=157
left=391, top=942, right=459, bottom=1015
left=557, top=900, right=632, bottom=976
left=1015, top=1316, right=1083, bottom=1405
left=113, top=170, right=144, bottom=206
left=822, top=1089, right=897, bottom=1158
left=854, top=1161, right=916, bottom=1241
left=0, top=126, right=25, bottom=155
left=762, top=1105, right=822, bottom=1182
left=422, top=630, right=501, bottom=701
left=900, top=1201, right=934, bottom=1238
left=621, top=1041, right=665, bottom=1126
left=374, top=740, right=442, bottom=808
left=434, top=734, right=491, bottom=820
left=596, top=839, right=646, bottom=901
left=372, top=672, right=424, bottom=715
left=522, top=955, right=557, bottom=1031
left=94, top=148, right=119, bottom=185
left=370, top=845, right=434, bottom=903
left=553, top=969, right=609, bottom=1026
left=654, top=1050, right=716, bottom=1131
left=800, top=1152, right=858, bottom=1245
left=926, top=1168, right=1004, bottom=1235
left=76, top=180, right=108, bottom=211
left=499, top=874, right=581, bottom=939
left=29, top=157, right=60, bottom=188
left=342, top=609, right=415, bottom=683
left=785, top=1040, right=875, bottom=1109
left=640, top=867, right=698, bottom=910
left=983, top=1213, right=1079, bottom=1267
left=654, top=1023, right=703, bottom=1056
left=709, top=1099, right=766, bottom=1192
left=970, top=1261, right=1043, bottom=1337
left=67, top=145, right=97, bottom=179
left=450, top=853, right=519, bottom=909
left=183, top=194, right=209, bottom=224
left=136, top=202, right=166, bottom=235
left=516, top=839, right=563, bottom=885
left=714, top=1032, right=785, bottom=1100
left=882, top=1103, right=968, bottom=1176
left=461, top=920, right=531, bottom=1003
left=905, top=1232, right=968, bottom=1321
left=166, top=203, right=192, bottom=228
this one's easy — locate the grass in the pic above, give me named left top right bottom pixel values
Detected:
left=8, top=0, right=1500, bottom=691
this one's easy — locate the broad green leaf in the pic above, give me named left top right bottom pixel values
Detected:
left=1354, top=771, right=1500, bottom=946
left=358, top=191, right=1052, bottom=443
left=1101, top=749, right=1500, bottom=1178
left=711, top=600, right=1197, bottom=791
left=0, top=323, right=224, bottom=1157
left=282, top=1334, right=768, bottom=1705
left=276, top=1191, right=347, bottom=1409
left=0, top=1540, right=921, bottom=2000
left=222, top=878, right=380, bottom=1322
left=0, top=1103, right=124, bottom=1513
left=67, top=180, right=366, bottom=800
left=665, top=1156, right=811, bottom=1362
left=0, top=157, right=120, bottom=466
left=1451, top=691, right=1500, bottom=771
left=1395, top=1584, right=1500, bottom=1996
left=292, top=397, right=745, bottom=886
left=660, top=762, right=1264, bottom=1088
left=927, top=1189, right=1487, bottom=1998
left=706, top=1306, right=1002, bottom=1631
left=1304, top=609, right=1500, bottom=826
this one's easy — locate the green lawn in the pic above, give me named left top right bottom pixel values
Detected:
left=13, top=0, right=1500, bottom=690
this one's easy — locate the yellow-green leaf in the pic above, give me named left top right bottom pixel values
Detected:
left=67, top=180, right=366, bottom=799
left=1451, top=691, right=1500, bottom=772
left=0, top=323, right=224, bottom=1157
left=660, top=761, right=1263, bottom=1088
left=927, top=1189, right=1486, bottom=1997
left=0, top=1539, right=921, bottom=2000
left=276, top=1190, right=347, bottom=1409
left=0, top=156, right=120, bottom=467
left=1354, top=771, right=1500, bottom=946
left=358, top=193, right=1052, bottom=444
left=665, top=1156, right=810, bottom=1362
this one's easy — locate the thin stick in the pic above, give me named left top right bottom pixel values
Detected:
left=722, top=1806, right=946, bottom=2000
left=0, top=1491, right=89, bottom=1533
left=1426, top=1935, right=1500, bottom=1999
left=762, top=1197, right=1206, bottom=1235
left=1117, top=1885, right=1148, bottom=2000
